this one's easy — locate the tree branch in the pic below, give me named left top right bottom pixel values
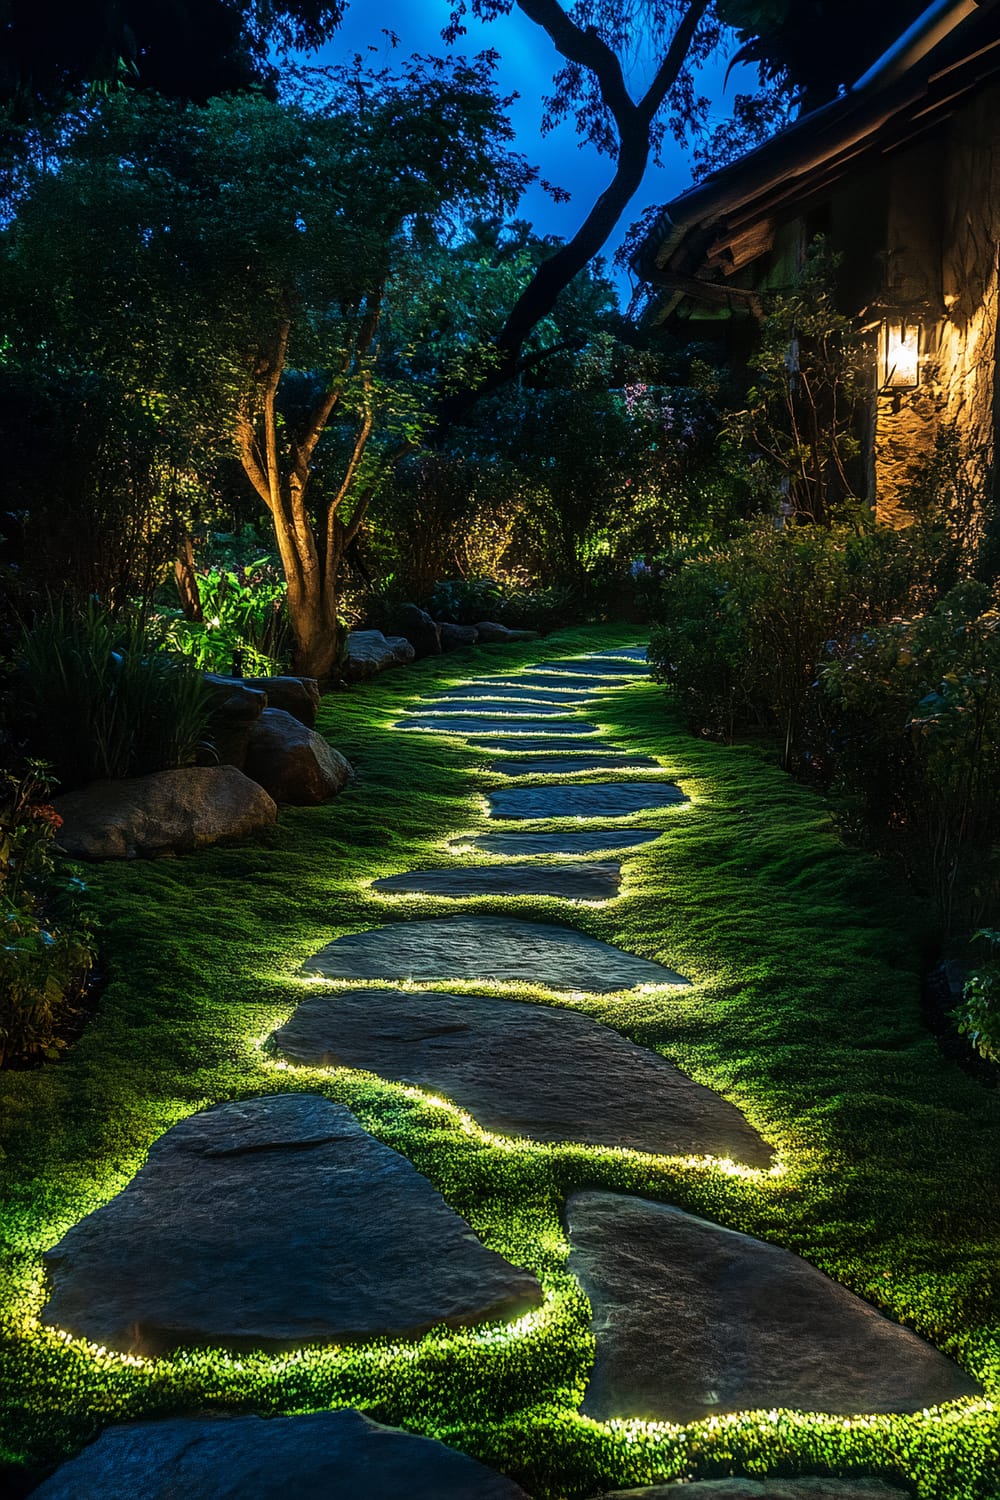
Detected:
left=637, top=0, right=711, bottom=127
left=514, top=0, right=634, bottom=119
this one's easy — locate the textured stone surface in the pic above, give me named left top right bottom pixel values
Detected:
left=593, top=647, right=648, bottom=663
left=386, top=634, right=417, bottom=665
left=467, top=736, right=619, bottom=753
left=54, top=767, right=277, bottom=860
left=474, top=621, right=538, bottom=643
left=396, top=604, right=442, bottom=658
left=42, top=1095, right=541, bottom=1356
left=342, top=629, right=404, bottom=682
left=567, top=1193, right=980, bottom=1424
left=493, top=755, right=658, bottom=777
left=539, top=657, right=647, bottom=677
left=403, top=717, right=599, bottom=737
left=202, top=674, right=267, bottom=768
left=244, top=709, right=352, bottom=805
left=489, top=782, right=685, bottom=820
left=242, top=675, right=320, bottom=727
left=374, top=862, right=621, bottom=900
left=33, top=1410, right=530, bottom=1500
left=599, top=1482, right=909, bottom=1500
left=461, top=828, right=663, bottom=857
left=305, top=916, right=689, bottom=990
left=439, top=622, right=479, bottom=650
left=436, top=683, right=596, bottom=705
left=410, top=700, right=574, bottom=718
left=273, top=991, right=769, bottom=1163
left=511, top=672, right=640, bottom=692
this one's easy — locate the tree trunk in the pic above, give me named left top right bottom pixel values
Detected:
left=173, top=534, right=203, bottom=621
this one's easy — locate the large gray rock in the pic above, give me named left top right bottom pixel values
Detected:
left=374, top=862, right=622, bottom=900
left=489, top=782, right=686, bottom=820
left=305, top=916, right=689, bottom=991
left=567, top=1193, right=980, bottom=1425
left=439, top=622, right=479, bottom=650
left=342, top=630, right=402, bottom=682
left=32, top=1409, right=530, bottom=1500
left=397, top=604, right=441, bottom=658
left=386, top=634, right=417, bottom=664
left=244, top=709, right=351, bottom=805
left=201, top=673, right=267, bottom=767
left=474, top=621, right=538, bottom=644
left=599, top=1483, right=908, bottom=1500
left=53, top=767, right=276, bottom=860
left=244, top=675, right=320, bottom=727
left=42, top=1095, right=541, bottom=1357
left=272, top=990, right=771, bottom=1165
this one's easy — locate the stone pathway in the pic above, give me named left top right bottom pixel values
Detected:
left=39, top=645, right=981, bottom=1497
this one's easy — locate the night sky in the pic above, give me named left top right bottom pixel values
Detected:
left=312, top=0, right=746, bottom=301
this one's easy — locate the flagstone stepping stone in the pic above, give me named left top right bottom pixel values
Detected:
left=460, top=828, right=664, bottom=857
left=305, top=916, right=689, bottom=990
left=273, top=990, right=769, bottom=1163
left=403, top=718, right=600, bottom=737
left=493, top=755, right=659, bottom=776
left=435, top=683, right=597, bottom=704
left=512, top=673, right=636, bottom=692
left=374, top=862, right=621, bottom=900
left=41, top=1094, right=541, bottom=1357
left=468, top=736, right=619, bottom=753
left=409, top=700, right=575, bottom=717
left=599, top=1482, right=908, bottom=1500
left=489, top=782, right=686, bottom=820
left=33, top=1409, right=530, bottom=1500
left=567, top=1192, right=980, bottom=1425
left=594, top=646, right=649, bottom=662
left=539, top=658, right=647, bottom=676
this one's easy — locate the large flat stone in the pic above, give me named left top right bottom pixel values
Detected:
left=468, top=736, right=618, bottom=753
left=435, top=683, right=597, bottom=705
left=33, top=1410, right=529, bottom=1500
left=272, top=991, right=769, bottom=1164
left=461, top=829, right=664, bottom=857
left=539, top=658, right=647, bottom=677
left=489, top=782, right=686, bottom=820
left=493, top=755, right=659, bottom=777
left=42, top=1095, right=541, bottom=1356
left=509, top=673, right=636, bottom=692
left=593, top=647, right=649, bottom=663
left=374, top=862, right=621, bottom=900
left=305, top=916, right=689, bottom=991
left=567, top=1193, right=980, bottom=1424
left=408, top=700, right=575, bottom=717
left=401, top=718, right=599, bottom=737
left=600, top=1482, right=909, bottom=1500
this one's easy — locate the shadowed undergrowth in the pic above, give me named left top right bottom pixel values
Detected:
left=1, top=625, right=998, bottom=1499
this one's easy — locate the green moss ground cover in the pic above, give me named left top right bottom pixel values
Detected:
left=1, top=624, right=999, bottom=1498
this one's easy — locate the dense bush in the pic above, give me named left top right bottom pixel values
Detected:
left=0, top=765, right=94, bottom=1067
left=429, top=576, right=579, bottom=633
left=955, top=929, right=1000, bottom=1063
left=158, top=558, right=294, bottom=676
left=17, top=601, right=211, bottom=791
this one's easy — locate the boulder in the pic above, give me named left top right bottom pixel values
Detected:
left=439, top=622, right=479, bottom=651
left=244, top=709, right=351, bottom=805
left=53, top=767, right=276, bottom=860
left=41, top=1094, right=542, bottom=1356
left=386, top=634, right=417, bottom=665
left=243, top=675, right=320, bottom=727
left=32, top=1410, right=531, bottom=1500
left=341, top=630, right=400, bottom=683
left=474, top=621, right=538, bottom=644
left=201, top=674, right=267, bottom=768
left=396, top=603, right=441, bottom=658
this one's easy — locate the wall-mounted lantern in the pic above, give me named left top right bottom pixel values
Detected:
left=879, top=315, right=921, bottom=390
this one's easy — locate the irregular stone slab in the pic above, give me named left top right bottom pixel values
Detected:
left=374, top=862, right=621, bottom=900
left=567, top=1193, right=980, bottom=1424
left=510, top=673, right=633, bottom=692
left=396, top=604, right=442, bottom=658
left=410, top=700, right=574, bottom=718
left=539, top=658, right=647, bottom=677
left=342, top=629, right=406, bottom=682
left=305, top=916, right=689, bottom=991
left=593, top=646, right=649, bottom=663
left=403, top=718, right=599, bottom=738
left=42, top=1095, right=541, bottom=1356
left=474, top=620, right=538, bottom=643
left=489, top=782, right=686, bottom=821
left=245, top=709, right=352, bottom=806
left=435, top=683, right=596, bottom=705
left=468, top=736, right=620, bottom=753
left=461, top=828, right=663, bottom=857
left=439, top=622, right=479, bottom=650
left=53, top=767, right=277, bottom=860
left=493, top=755, right=658, bottom=777
left=600, top=1482, right=909, bottom=1500
left=273, top=991, right=768, bottom=1163
left=386, top=634, right=418, bottom=665
left=33, top=1409, right=529, bottom=1500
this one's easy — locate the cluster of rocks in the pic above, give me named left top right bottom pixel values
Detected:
left=54, top=672, right=352, bottom=861
left=342, top=605, right=537, bottom=683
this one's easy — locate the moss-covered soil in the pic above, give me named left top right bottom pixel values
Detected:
left=1, top=624, right=999, bottom=1498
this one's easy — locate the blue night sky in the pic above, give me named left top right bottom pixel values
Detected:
left=312, top=1, right=747, bottom=301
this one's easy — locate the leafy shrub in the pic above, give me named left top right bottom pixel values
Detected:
left=954, top=929, right=1000, bottom=1063
left=648, top=516, right=949, bottom=762
left=821, top=582, right=1000, bottom=928
left=428, top=576, right=579, bottom=632
left=159, top=558, right=293, bottom=676
left=18, top=600, right=211, bottom=790
left=0, top=764, right=94, bottom=1067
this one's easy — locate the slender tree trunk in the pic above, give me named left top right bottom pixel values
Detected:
left=173, top=534, right=203, bottom=622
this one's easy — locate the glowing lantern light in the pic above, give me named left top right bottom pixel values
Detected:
left=879, top=317, right=921, bottom=390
